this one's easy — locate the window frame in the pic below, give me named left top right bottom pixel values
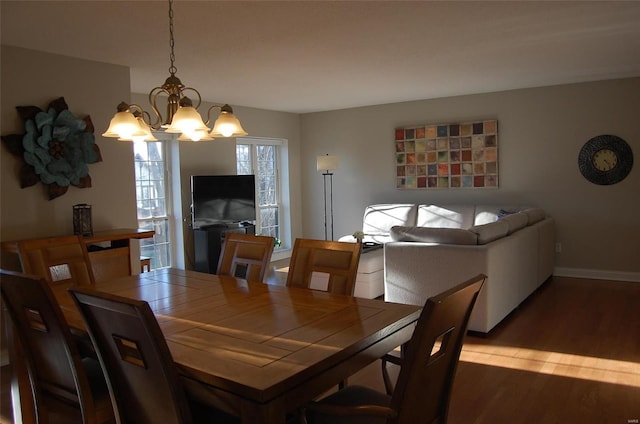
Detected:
left=133, top=140, right=173, bottom=270
left=236, top=137, right=290, bottom=253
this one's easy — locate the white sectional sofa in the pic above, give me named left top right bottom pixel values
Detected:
left=353, top=204, right=555, bottom=334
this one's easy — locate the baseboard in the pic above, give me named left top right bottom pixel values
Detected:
left=554, top=267, right=640, bottom=283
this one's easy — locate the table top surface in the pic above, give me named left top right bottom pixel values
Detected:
left=59, top=268, right=421, bottom=405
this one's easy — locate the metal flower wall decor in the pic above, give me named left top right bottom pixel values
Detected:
left=1, top=97, right=102, bottom=200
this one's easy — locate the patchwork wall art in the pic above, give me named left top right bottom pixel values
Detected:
left=395, top=119, right=498, bottom=189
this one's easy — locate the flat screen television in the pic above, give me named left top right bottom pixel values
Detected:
left=191, top=175, right=256, bottom=229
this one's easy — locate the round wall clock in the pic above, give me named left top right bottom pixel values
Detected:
left=578, top=135, right=633, bottom=185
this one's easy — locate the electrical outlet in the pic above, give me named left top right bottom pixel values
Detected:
left=555, top=242, right=562, bottom=253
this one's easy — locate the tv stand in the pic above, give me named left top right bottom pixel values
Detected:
left=193, top=223, right=256, bottom=274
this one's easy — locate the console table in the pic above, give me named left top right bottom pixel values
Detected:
left=83, top=228, right=155, bottom=282
left=1, top=228, right=154, bottom=283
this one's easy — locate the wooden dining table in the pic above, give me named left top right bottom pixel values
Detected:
left=56, top=267, right=422, bottom=423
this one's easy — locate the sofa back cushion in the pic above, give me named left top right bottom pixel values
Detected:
left=469, top=220, right=510, bottom=244
left=500, top=212, right=529, bottom=234
left=474, top=205, right=524, bottom=226
left=390, top=226, right=478, bottom=245
left=522, top=207, right=546, bottom=225
left=416, top=204, right=475, bottom=229
left=363, top=204, right=417, bottom=235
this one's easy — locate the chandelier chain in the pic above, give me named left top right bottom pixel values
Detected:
left=168, top=0, right=177, bottom=76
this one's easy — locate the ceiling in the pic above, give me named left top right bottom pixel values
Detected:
left=2, top=1, right=639, bottom=114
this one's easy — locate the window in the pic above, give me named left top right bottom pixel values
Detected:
left=134, top=141, right=171, bottom=269
left=237, top=138, right=289, bottom=250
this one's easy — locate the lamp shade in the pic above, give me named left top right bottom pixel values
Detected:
left=317, top=155, right=339, bottom=172
left=165, top=106, right=210, bottom=137
left=102, top=111, right=147, bottom=140
left=209, top=110, right=248, bottom=138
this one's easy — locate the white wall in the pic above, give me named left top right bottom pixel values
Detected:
left=300, top=78, right=640, bottom=279
left=1, top=46, right=138, bottom=243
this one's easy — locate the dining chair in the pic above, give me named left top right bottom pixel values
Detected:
left=286, top=239, right=362, bottom=296
left=68, top=286, right=237, bottom=424
left=301, top=273, right=487, bottom=424
left=217, top=232, right=275, bottom=282
left=16, top=234, right=96, bottom=303
left=0, top=269, right=114, bottom=424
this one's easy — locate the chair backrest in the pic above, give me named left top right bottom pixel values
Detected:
left=69, top=286, right=194, bottom=424
left=390, top=274, right=486, bottom=424
left=217, top=232, right=275, bottom=282
left=0, top=269, right=102, bottom=423
left=17, top=235, right=95, bottom=303
left=286, top=239, right=362, bottom=295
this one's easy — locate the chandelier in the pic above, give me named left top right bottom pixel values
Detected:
left=102, top=0, right=247, bottom=142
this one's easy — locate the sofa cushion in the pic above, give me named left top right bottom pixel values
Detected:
left=500, top=212, right=529, bottom=234
left=390, top=226, right=478, bottom=245
left=469, top=220, right=509, bottom=244
left=474, top=205, right=523, bottom=226
left=363, top=204, right=417, bottom=235
left=522, top=207, right=546, bottom=225
left=416, top=204, right=475, bottom=229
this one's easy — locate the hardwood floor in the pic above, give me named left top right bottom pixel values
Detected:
left=1, top=276, right=638, bottom=423
left=349, top=276, right=640, bottom=423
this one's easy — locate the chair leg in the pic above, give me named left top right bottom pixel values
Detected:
left=382, top=359, right=394, bottom=395
left=382, top=342, right=407, bottom=395
left=140, top=257, right=151, bottom=273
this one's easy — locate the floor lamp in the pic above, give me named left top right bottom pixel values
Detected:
left=317, top=154, right=338, bottom=240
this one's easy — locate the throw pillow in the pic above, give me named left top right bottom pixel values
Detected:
left=469, top=220, right=509, bottom=244
left=390, top=226, right=478, bottom=245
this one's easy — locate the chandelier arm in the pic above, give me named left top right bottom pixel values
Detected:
left=148, top=87, right=171, bottom=129
left=181, top=87, right=202, bottom=110
left=204, top=105, right=223, bottom=127
left=127, top=103, right=153, bottom=127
